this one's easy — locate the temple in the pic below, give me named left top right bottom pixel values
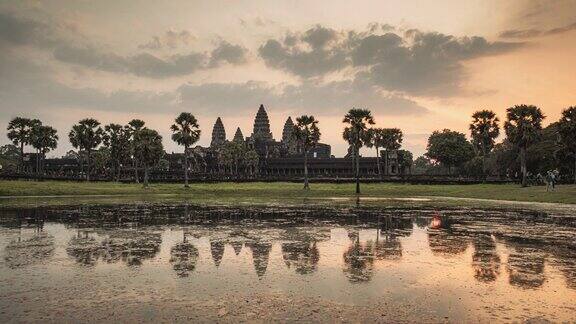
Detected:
left=192, top=104, right=395, bottom=177
left=207, top=104, right=332, bottom=161
left=19, top=104, right=407, bottom=181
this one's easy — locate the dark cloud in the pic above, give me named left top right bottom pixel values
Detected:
left=0, top=11, right=60, bottom=48
left=547, top=22, right=576, bottom=35
left=53, top=45, right=206, bottom=78
left=302, top=25, right=338, bottom=49
left=128, top=52, right=206, bottom=78
left=499, top=29, right=542, bottom=39
left=355, top=29, right=521, bottom=96
left=209, top=41, right=248, bottom=67
left=178, top=80, right=427, bottom=116
left=1, top=10, right=247, bottom=78
left=260, top=25, right=522, bottom=96
left=0, top=54, right=176, bottom=116
left=258, top=26, right=349, bottom=78
left=500, top=21, right=576, bottom=39
left=138, top=30, right=196, bottom=50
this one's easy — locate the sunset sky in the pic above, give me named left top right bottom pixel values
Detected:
left=1, top=0, right=575, bottom=157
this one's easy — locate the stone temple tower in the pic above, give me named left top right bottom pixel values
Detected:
left=282, top=116, right=298, bottom=155
left=233, top=127, right=244, bottom=143
left=281, top=116, right=294, bottom=143
left=251, top=104, right=273, bottom=141
left=211, top=117, right=226, bottom=147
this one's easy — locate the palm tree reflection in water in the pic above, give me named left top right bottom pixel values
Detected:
left=170, top=233, right=199, bottom=278
left=471, top=234, right=501, bottom=283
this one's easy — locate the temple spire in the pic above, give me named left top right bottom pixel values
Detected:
left=233, top=127, right=244, bottom=143
left=211, top=117, right=226, bottom=147
left=282, top=116, right=294, bottom=143
left=251, top=104, right=273, bottom=141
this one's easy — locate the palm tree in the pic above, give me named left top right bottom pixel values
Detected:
left=343, top=109, right=375, bottom=194
left=68, top=118, right=104, bottom=181
left=292, top=115, right=321, bottom=190
left=380, top=128, right=403, bottom=176
left=504, top=105, right=545, bottom=187
left=469, top=110, right=500, bottom=177
left=103, top=124, right=131, bottom=181
left=6, top=117, right=41, bottom=172
left=170, top=113, right=201, bottom=187
left=127, top=119, right=145, bottom=183
left=557, top=106, right=576, bottom=184
left=133, top=128, right=164, bottom=188
left=365, top=128, right=384, bottom=177
left=30, top=125, right=58, bottom=174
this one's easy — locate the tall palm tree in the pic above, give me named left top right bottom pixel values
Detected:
left=6, top=117, right=41, bottom=172
left=504, top=105, right=545, bottom=187
left=30, top=125, right=58, bottom=174
left=366, top=128, right=384, bottom=177
left=557, top=106, right=576, bottom=184
left=133, top=128, right=164, bottom=188
left=170, top=113, right=201, bottom=187
left=292, top=115, right=321, bottom=190
left=380, top=128, right=403, bottom=176
left=68, top=118, right=104, bottom=181
left=469, top=110, right=500, bottom=177
left=127, top=119, right=145, bottom=183
left=343, top=108, right=375, bottom=194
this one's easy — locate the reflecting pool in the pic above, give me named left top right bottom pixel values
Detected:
left=0, top=204, right=575, bottom=322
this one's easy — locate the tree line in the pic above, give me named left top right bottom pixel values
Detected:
left=3, top=105, right=576, bottom=189
left=417, top=105, right=576, bottom=187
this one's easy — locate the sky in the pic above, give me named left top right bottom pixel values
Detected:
left=1, top=0, right=575, bottom=157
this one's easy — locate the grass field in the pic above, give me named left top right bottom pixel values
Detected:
left=0, top=180, right=575, bottom=205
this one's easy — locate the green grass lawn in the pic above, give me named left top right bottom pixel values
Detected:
left=0, top=180, right=575, bottom=204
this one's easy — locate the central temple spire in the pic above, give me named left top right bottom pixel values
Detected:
left=251, top=104, right=273, bottom=141
left=211, top=117, right=226, bottom=147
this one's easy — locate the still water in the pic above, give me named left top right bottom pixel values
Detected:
left=0, top=203, right=575, bottom=322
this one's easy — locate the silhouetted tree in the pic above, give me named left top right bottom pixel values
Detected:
left=0, top=144, right=20, bottom=171
left=397, top=149, right=413, bottom=174
left=343, top=109, right=375, bottom=194
left=30, top=124, right=58, bottom=174
left=379, top=128, right=403, bottom=176
left=366, top=128, right=384, bottom=177
left=426, top=129, right=474, bottom=174
left=91, top=147, right=111, bottom=177
left=504, top=105, right=545, bottom=187
left=68, top=118, right=104, bottom=181
left=127, top=119, right=145, bottom=183
left=170, top=113, right=201, bottom=187
left=557, top=106, right=576, bottom=183
left=469, top=110, right=500, bottom=177
left=292, top=115, right=321, bottom=190
left=132, top=128, right=164, bottom=188
left=103, top=123, right=131, bottom=181
left=6, top=117, right=41, bottom=171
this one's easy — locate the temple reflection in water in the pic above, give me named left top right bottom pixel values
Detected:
left=1, top=205, right=575, bottom=292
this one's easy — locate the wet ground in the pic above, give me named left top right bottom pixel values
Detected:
left=0, top=202, right=575, bottom=323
